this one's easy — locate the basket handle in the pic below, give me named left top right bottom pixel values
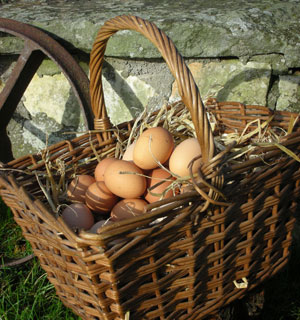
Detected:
left=89, top=15, right=215, bottom=163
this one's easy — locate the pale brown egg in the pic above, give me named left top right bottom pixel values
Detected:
left=104, top=160, right=146, bottom=198
left=94, top=157, right=117, bottom=182
left=61, top=203, right=94, bottom=230
left=85, top=181, right=118, bottom=214
left=169, top=138, right=202, bottom=178
left=122, top=142, right=136, bottom=161
left=133, top=127, right=174, bottom=170
left=89, top=219, right=113, bottom=234
left=67, top=175, right=96, bottom=203
left=145, top=168, right=175, bottom=203
left=111, top=198, right=148, bottom=221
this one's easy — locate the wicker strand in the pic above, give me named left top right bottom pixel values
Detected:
left=94, top=117, right=112, bottom=131
left=89, top=15, right=215, bottom=163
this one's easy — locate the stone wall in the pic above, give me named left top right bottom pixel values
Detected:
left=1, top=0, right=300, bottom=158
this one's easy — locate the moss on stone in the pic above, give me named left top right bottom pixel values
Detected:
left=1, top=0, right=300, bottom=66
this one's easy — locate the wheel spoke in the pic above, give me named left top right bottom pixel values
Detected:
left=0, top=17, right=92, bottom=163
left=0, top=40, right=45, bottom=128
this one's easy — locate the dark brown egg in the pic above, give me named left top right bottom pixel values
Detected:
left=61, top=203, right=94, bottom=230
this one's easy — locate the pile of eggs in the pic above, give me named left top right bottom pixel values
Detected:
left=61, top=127, right=202, bottom=234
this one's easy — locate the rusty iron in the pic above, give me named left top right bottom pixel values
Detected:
left=0, top=18, right=94, bottom=162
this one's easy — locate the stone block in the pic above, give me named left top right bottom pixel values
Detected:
left=1, top=0, right=300, bottom=68
left=102, top=71, right=155, bottom=125
left=23, top=73, right=76, bottom=125
left=170, top=60, right=271, bottom=106
left=276, top=75, right=300, bottom=113
left=4, top=68, right=86, bottom=157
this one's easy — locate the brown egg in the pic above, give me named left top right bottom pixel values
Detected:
left=111, top=198, right=148, bottom=221
left=94, top=157, right=117, bottom=182
left=85, top=181, right=118, bottom=214
left=169, top=138, right=202, bottom=178
left=61, top=203, right=94, bottom=230
left=67, top=175, right=96, bottom=203
left=122, top=142, right=136, bottom=161
left=145, top=168, right=175, bottom=203
left=104, top=160, right=146, bottom=198
left=133, top=127, right=174, bottom=170
left=89, top=219, right=113, bottom=233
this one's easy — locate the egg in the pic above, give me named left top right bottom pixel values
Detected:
left=169, top=138, right=202, bottom=178
left=133, top=127, right=174, bottom=170
left=111, top=198, right=148, bottom=221
left=89, top=219, right=113, bottom=233
left=85, top=181, right=118, bottom=214
left=94, top=157, right=117, bottom=181
left=67, top=175, right=96, bottom=203
left=145, top=168, right=175, bottom=203
left=122, top=142, right=136, bottom=161
left=61, top=203, right=94, bottom=230
left=104, top=160, right=146, bottom=198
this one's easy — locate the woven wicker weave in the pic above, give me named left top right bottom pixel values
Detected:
left=1, top=15, right=300, bottom=320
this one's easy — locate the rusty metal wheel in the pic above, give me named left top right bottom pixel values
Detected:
left=0, top=17, right=93, bottom=163
left=0, top=18, right=93, bottom=267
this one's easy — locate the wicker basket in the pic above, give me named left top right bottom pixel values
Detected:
left=1, top=15, right=300, bottom=320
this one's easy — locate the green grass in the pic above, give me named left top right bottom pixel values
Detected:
left=0, top=200, right=31, bottom=261
left=0, top=199, right=79, bottom=320
left=1, top=197, right=300, bottom=319
left=0, top=261, right=79, bottom=319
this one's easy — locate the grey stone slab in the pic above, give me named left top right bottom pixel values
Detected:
left=1, top=0, right=300, bottom=67
left=276, top=75, right=300, bottom=112
left=170, top=60, right=272, bottom=106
